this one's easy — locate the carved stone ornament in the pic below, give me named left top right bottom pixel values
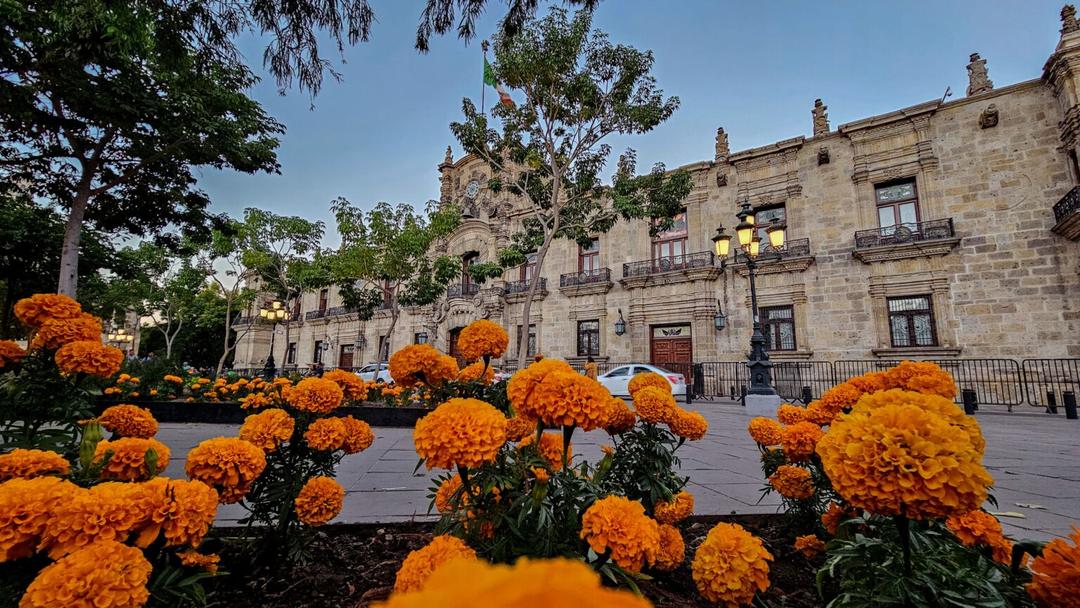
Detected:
left=716, top=172, right=728, bottom=187
left=817, top=146, right=830, bottom=165
left=979, top=104, right=999, bottom=129
left=966, top=53, right=993, bottom=96
left=714, top=127, right=730, bottom=162
left=1063, top=4, right=1079, bottom=34
left=812, top=99, right=830, bottom=136
left=443, top=145, right=454, bottom=166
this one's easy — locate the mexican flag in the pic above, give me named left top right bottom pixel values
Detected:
left=484, top=59, right=515, bottom=108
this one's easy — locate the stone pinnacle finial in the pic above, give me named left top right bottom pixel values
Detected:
left=1063, top=5, right=1079, bottom=33
left=714, top=127, right=729, bottom=163
left=966, top=53, right=994, bottom=96
left=812, top=99, right=829, bottom=137
left=442, top=145, right=453, bottom=167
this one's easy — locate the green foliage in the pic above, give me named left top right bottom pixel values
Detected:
left=0, top=351, right=94, bottom=454
left=819, top=516, right=1032, bottom=608
left=600, top=422, right=687, bottom=512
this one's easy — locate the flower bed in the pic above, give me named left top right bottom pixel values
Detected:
left=94, top=399, right=432, bottom=427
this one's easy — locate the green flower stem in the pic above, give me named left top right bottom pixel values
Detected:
left=562, top=425, right=575, bottom=469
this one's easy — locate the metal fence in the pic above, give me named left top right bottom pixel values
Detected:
left=834, top=359, right=1025, bottom=407
left=1022, top=359, right=1080, bottom=408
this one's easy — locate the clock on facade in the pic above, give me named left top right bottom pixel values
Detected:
left=464, top=179, right=481, bottom=199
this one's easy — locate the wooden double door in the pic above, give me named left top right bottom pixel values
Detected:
left=650, top=324, right=693, bottom=381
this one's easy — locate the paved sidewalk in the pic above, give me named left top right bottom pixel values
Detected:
left=157, top=401, right=1080, bottom=541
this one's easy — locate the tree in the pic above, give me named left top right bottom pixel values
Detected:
left=193, top=223, right=258, bottom=377
left=127, top=246, right=207, bottom=361
left=240, top=209, right=328, bottom=367
left=328, top=199, right=461, bottom=364
left=450, top=8, right=692, bottom=367
left=0, top=0, right=283, bottom=297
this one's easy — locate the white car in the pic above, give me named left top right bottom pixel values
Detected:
left=355, top=363, right=393, bottom=384
left=598, top=363, right=687, bottom=398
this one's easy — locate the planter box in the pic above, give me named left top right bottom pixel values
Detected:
left=96, top=399, right=431, bottom=427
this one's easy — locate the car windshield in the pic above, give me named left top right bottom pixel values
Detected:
left=650, top=365, right=677, bottom=375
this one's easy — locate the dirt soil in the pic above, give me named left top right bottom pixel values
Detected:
left=205, top=514, right=823, bottom=608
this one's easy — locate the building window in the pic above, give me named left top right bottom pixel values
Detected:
left=887, top=295, right=937, bottom=347
left=291, top=297, right=301, bottom=319
left=285, top=342, right=297, bottom=365
left=875, top=179, right=920, bottom=232
left=313, top=340, right=324, bottom=364
left=579, top=239, right=600, bottom=274
left=652, top=210, right=688, bottom=266
left=516, top=324, right=537, bottom=357
left=519, top=252, right=537, bottom=282
left=577, top=320, right=600, bottom=357
left=755, top=204, right=786, bottom=248
left=462, top=252, right=479, bottom=291
left=761, top=306, right=796, bottom=351
left=414, top=332, right=428, bottom=345
left=318, top=288, right=329, bottom=312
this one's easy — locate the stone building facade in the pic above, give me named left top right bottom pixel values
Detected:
left=234, top=7, right=1080, bottom=372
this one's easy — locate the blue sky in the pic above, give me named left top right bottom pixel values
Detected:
left=197, top=0, right=1067, bottom=239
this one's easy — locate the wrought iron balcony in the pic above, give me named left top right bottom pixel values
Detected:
left=232, top=316, right=257, bottom=326
left=504, top=277, right=547, bottom=295
left=732, top=238, right=811, bottom=264
left=1054, top=185, right=1080, bottom=224
left=560, top=268, right=612, bottom=287
left=854, top=219, right=955, bottom=249
left=327, top=306, right=358, bottom=317
left=447, top=283, right=480, bottom=299
left=305, top=309, right=328, bottom=321
left=622, top=251, right=715, bottom=279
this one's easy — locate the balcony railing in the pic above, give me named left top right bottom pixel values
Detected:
left=622, top=251, right=715, bottom=279
left=733, top=238, right=811, bottom=263
left=232, top=316, right=257, bottom=326
left=447, top=283, right=480, bottom=299
left=504, top=277, right=547, bottom=295
left=854, top=219, right=955, bottom=249
left=1053, top=185, right=1080, bottom=223
left=560, top=268, right=612, bottom=287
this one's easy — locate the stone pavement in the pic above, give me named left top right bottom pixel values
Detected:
left=156, top=401, right=1080, bottom=542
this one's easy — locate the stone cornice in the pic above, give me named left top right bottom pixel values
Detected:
left=871, top=346, right=963, bottom=358
left=619, top=266, right=721, bottom=290
left=839, top=100, right=940, bottom=139
left=852, top=237, right=961, bottom=264
left=558, top=280, right=613, bottom=297
left=504, top=288, right=548, bottom=304
left=731, top=255, right=815, bottom=276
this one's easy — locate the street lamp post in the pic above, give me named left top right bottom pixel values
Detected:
left=259, top=300, right=289, bottom=379
left=712, top=201, right=787, bottom=398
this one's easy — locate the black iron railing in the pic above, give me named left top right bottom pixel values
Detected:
left=622, top=251, right=715, bottom=278
left=232, top=316, right=257, bottom=326
left=560, top=268, right=612, bottom=287
left=447, top=283, right=480, bottom=298
left=305, top=309, right=328, bottom=321
left=733, top=237, right=811, bottom=264
left=1022, top=358, right=1080, bottom=408
left=834, top=359, right=1025, bottom=407
left=1054, top=186, right=1080, bottom=223
left=854, top=218, right=955, bottom=249
left=504, top=277, right=547, bottom=295
left=326, top=306, right=358, bottom=317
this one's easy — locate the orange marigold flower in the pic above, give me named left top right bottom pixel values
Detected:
left=434, top=475, right=463, bottom=513
left=654, top=490, right=694, bottom=525
left=288, top=377, right=344, bottom=414
left=780, top=421, right=824, bottom=463
left=30, top=313, right=102, bottom=350
left=654, top=524, right=685, bottom=572
left=776, top=403, right=807, bottom=425
left=177, top=549, right=220, bottom=574
left=794, top=534, right=826, bottom=559
left=98, top=404, right=158, bottom=439
left=340, top=415, right=375, bottom=454
left=816, top=382, right=865, bottom=416
left=846, top=371, right=888, bottom=395
left=239, top=408, right=295, bottom=452
left=0, top=449, right=70, bottom=482
left=821, top=502, right=851, bottom=536
left=389, top=344, right=459, bottom=387
left=504, top=414, right=536, bottom=442
left=19, top=540, right=151, bottom=608
left=414, top=398, right=507, bottom=470
left=40, top=481, right=157, bottom=559
left=1026, top=526, right=1080, bottom=608
left=670, top=408, right=708, bottom=440
left=633, top=386, right=678, bottom=425
left=322, top=368, right=369, bottom=402
left=580, top=496, right=661, bottom=573
left=304, top=417, right=348, bottom=451
left=380, top=557, right=652, bottom=608
left=295, top=476, right=344, bottom=526
left=0, top=476, right=77, bottom=562
left=946, top=509, right=1013, bottom=564
left=393, top=534, right=478, bottom=593
left=519, top=370, right=611, bottom=431
left=14, top=294, right=81, bottom=329
left=769, top=465, right=814, bottom=500
left=240, top=392, right=273, bottom=410
left=605, top=397, right=637, bottom=435
left=692, top=522, right=773, bottom=608
left=532, top=467, right=550, bottom=483
left=506, top=358, right=574, bottom=413
left=803, top=401, right=837, bottom=426
left=93, top=438, right=171, bottom=481
left=628, top=372, right=670, bottom=397
left=884, top=360, right=957, bottom=399
left=456, top=319, right=509, bottom=361
left=184, top=437, right=267, bottom=504
left=855, top=389, right=986, bottom=454
left=142, top=478, right=219, bottom=548
left=54, top=341, right=123, bottom=378
left=519, top=431, right=572, bottom=471
left=457, top=361, right=495, bottom=385
left=747, top=417, right=783, bottom=446
left=164, top=374, right=183, bottom=384
left=0, top=340, right=27, bottom=369
left=816, top=393, right=992, bottom=520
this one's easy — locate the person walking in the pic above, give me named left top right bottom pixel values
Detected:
left=584, top=356, right=598, bottom=380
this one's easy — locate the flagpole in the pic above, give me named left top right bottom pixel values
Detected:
left=481, top=40, right=489, bottom=116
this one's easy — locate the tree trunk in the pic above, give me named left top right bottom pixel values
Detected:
left=215, top=297, right=235, bottom=377
left=57, top=182, right=93, bottom=297
left=382, top=306, right=399, bottom=364
left=515, top=172, right=562, bottom=369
